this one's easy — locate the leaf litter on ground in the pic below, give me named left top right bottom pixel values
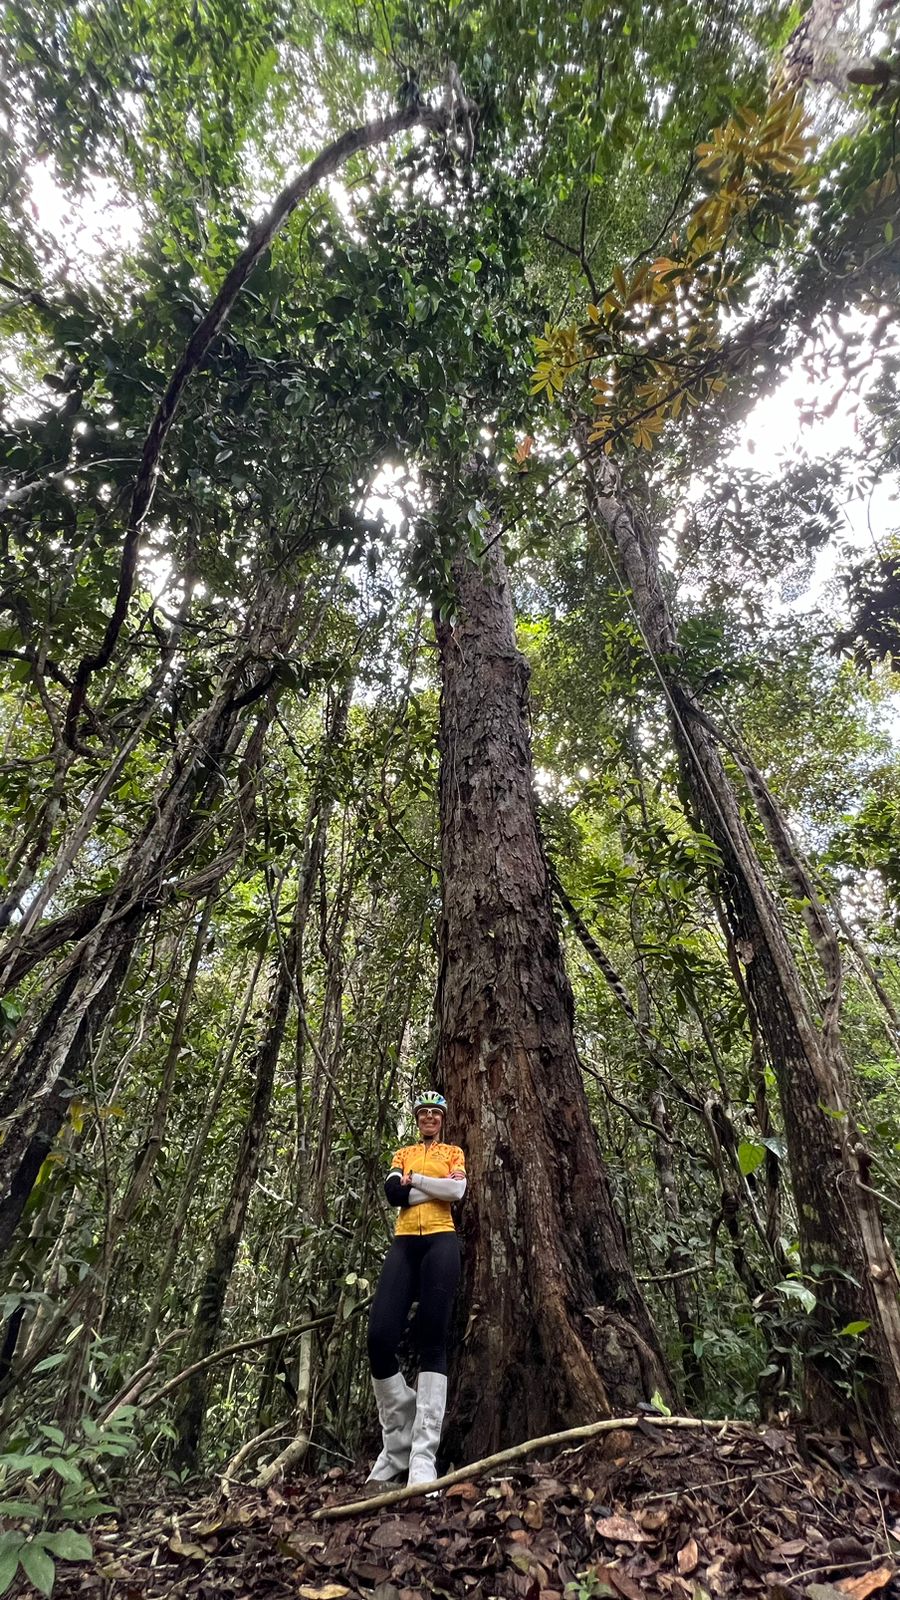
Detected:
left=43, top=1421, right=900, bottom=1600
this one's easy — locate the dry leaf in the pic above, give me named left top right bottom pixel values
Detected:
left=837, top=1569, right=895, bottom=1600
left=167, top=1536, right=207, bottom=1560
left=446, top=1481, right=479, bottom=1501
left=522, top=1500, right=544, bottom=1530
left=772, top=1539, right=807, bottom=1559
left=639, top=1507, right=669, bottom=1533
left=297, top=1586, right=350, bottom=1599
left=678, top=1538, right=700, bottom=1576
left=593, top=1561, right=644, bottom=1600
left=370, top=1525, right=408, bottom=1549
left=352, top=1562, right=392, bottom=1584
left=597, top=1515, right=651, bottom=1544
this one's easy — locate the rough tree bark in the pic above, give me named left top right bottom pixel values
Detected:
left=435, top=512, right=669, bottom=1463
left=584, top=452, right=900, bottom=1447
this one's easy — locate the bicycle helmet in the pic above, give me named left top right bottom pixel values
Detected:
left=413, top=1090, right=448, bottom=1118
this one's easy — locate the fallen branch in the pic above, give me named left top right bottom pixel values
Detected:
left=221, top=1422, right=289, bottom=1484
left=251, top=1428, right=311, bottom=1491
left=144, top=1307, right=355, bottom=1408
left=314, top=1413, right=747, bottom=1520
left=97, top=1325, right=189, bottom=1424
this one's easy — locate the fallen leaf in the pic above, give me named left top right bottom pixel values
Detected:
left=369, top=1525, right=408, bottom=1549
left=446, top=1481, right=479, bottom=1501
left=593, top=1562, right=644, bottom=1600
left=678, top=1538, right=700, bottom=1577
left=597, top=1515, right=651, bottom=1544
left=522, top=1500, right=544, bottom=1530
left=639, top=1507, right=669, bottom=1533
left=297, top=1586, right=350, bottom=1600
left=836, top=1570, right=895, bottom=1600
left=167, top=1536, right=208, bottom=1560
left=772, top=1540, right=808, bottom=1560
left=584, top=1579, right=616, bottom=1599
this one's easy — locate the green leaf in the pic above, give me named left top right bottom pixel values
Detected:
left=0, top=1453, right=55, bottom=1474
left=40, top=1531, right=92, bottom=1561
left=0, top=1500, right=40, bottom=1517
left=837, top=1320, right=870, bottom=1337
left=19, top=1540, right=55, bottom=1597
left=466, top=257, right=483, bottom=273
left=737, top=1140, right=765, bottom=1176
left=759, top=1135, right=787, bottom=1161
left=33, top=1352, right=69, bottom=1373
left=649, top=1388, right=672, bottom=1416
left=775, top=1279, right=817, bottom=1315
left=0, top=1542, right=21, bottom=1597
left=817, top=1101, right=848, bottom=1120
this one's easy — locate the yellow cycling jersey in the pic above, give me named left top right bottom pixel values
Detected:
left=390, top=1140, right=466, bottom=1236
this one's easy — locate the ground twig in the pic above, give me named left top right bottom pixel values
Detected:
left=314, top=1413, right=747, bottom=1521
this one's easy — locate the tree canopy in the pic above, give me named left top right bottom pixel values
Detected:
left=1, top=0, right=900, bottom=1585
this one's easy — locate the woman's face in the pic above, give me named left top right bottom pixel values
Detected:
left=416, top=1107, right=443, bottom=1139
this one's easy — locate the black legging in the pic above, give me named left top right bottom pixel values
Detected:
left=367, top=1233, right=461, bottom=1379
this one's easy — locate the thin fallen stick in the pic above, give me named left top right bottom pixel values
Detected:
left=314, top=1413, right=748, bottom=1521
left=145, top=1310, right=341, bottom=1408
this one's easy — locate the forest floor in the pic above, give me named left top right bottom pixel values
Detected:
left=47, top=1419, right=900, bottom=1600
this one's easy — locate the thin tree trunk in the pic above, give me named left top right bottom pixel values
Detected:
left=584, top=453, right=900, bottom=1446
left=173, top=681, right=352, bottom=1465
left=135, top=949, right=265, bottom=1370
left=435, top=510, right=669, bottom=1462
left=0, top=584, right=294, bottom=1261
left=649, top=1091, right=705, bottom=1406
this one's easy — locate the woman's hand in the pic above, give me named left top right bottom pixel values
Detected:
left=401, top=1171, right=414, bottom=1187
left=449, top=1168, right=465, bottom=1179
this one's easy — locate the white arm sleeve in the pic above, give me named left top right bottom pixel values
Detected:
left=407, top=1173, right=467, bottom=1202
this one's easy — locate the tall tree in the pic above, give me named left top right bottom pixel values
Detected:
left=435, top=483, right=669, bottom=1460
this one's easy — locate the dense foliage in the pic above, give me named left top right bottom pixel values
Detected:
left=1, top=0, right=899, bottom=1585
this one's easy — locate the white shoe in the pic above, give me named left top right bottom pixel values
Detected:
left=366, top=1372, right=417, bottom=1484
left=406, top=1371, right=447, bottom=1488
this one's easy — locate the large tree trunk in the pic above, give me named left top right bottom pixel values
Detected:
left=435, top=525, right=669, bottom=1463
left=584, top=453, right=900, bottom=1448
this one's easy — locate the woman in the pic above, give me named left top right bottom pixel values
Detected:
left=366, top=1090, right=466, bottom=1489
